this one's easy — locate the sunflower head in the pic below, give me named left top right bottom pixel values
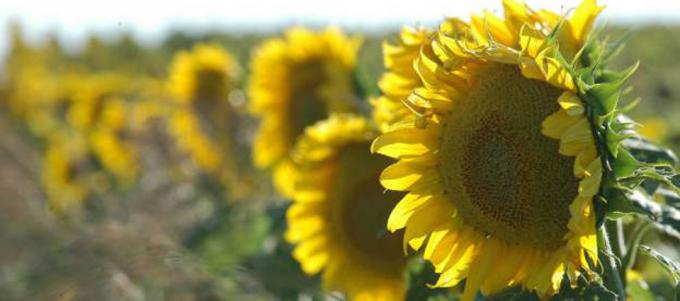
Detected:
left=89, top=97, right=139, bottom=186
left=248, top=27, right=363, bottom=171
left=168, top=108, right=223, bottom=173
left=285, top=114, right=408, bottom=300
left=42, top=132, right=101, bottom=214
left=167, top=43, right=238, bottom=104
left=67, top=73, right=134, bottom=132
left=372, top=0, right=613, bottom=299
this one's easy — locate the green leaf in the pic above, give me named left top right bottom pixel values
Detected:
left=626, top=274, right=657, bottom=301
left=606, top=189, right=680, bottom=240
left=657, top=188, right=680, bottom=208
left=623, top=138, right=679, bottom=166
left=639, top=245, right=680, bottom=284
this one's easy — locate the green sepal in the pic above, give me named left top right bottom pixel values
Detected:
left=550, top=274, right=617, bottom=301
left=600, top=61, right=639, bottom=85
left=613, top=148, right=645, bottom=180
left=606, top=128, right=636, bottom=159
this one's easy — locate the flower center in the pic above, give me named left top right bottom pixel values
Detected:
left=333, top=143, right=406, bottom=273
left=289, top=61, right=332, bottom=140
left=438, top=64, right=579, bottom=249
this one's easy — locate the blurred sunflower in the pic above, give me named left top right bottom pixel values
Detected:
left=89, top=98, right=139, bottom=186
left=248, top=27, right=362, bottom=196
left=165, top=44, right=245, bottom=187
left=168, top=109, right=223, bottom=173
left=167, top=43, right=238, bottom=104
left=7, top=65, right=79, bottom=137
left=637, top=117, right=669, bottom=143
left=286, top=114, right=407, bottom=300
left=42, top=132, right=102, bottom=214
left=372, top=0, right=606, bottom=298
left=67, top=73, right=133, bottom=132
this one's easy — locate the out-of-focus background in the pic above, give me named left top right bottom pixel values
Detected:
left=0, top=0, right=678, bottom=300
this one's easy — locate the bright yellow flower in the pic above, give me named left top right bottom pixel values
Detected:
left=286, top=114, right=407, bottom=300
left=42, top=132, right=94, bottom=214
left=67, top=73, right=134, bottom=132
left=372, top=26, right=431, bottom=132
left=371, top=0, right=603, bottom=299
left=637, top=117, right=668, bottom=142
left=248, top=27, right=362, bottom=197
left=168, top=109, right=223, bottom=173
left=89, top=98, right=139, bottom=185
left=165, top=44, right=248, bottom=193
left=167, top=43, right=238, bottom=103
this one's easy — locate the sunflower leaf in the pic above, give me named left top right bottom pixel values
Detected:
left=626, top=274, right=657, bottom=301
left=639, top=245, right=680, bottom=284
left=623, top=138, right=679, bottom=166
left=657, top=188, right=680, bottom=209
left=607, top=189, right=680, bottom=239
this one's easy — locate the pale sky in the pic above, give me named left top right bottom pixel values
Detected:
left=1, top=0, right=679, bottom=57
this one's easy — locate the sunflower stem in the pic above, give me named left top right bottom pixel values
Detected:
left=606, top=219, right=627, bottom=282
left=598, top=225, right=626, bottom=300
left=606, top=219, right=626, bottom=258
left=622, top=220, right=653, bottom=271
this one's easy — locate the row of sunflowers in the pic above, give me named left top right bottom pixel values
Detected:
left=1, top=0, right=679, bottom=300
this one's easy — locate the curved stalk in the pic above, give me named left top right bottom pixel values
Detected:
left=598, top=225, right=626, bottom=300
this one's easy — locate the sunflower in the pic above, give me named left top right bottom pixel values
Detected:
left=168, top=108, right=223, bottom=173
left=67, top=73, right=134, bottom=132
left=248, top=27, right=362, bottom=195
left=167, top=43, right=238, bottom=104
left=372, top=0, right=607, bottom=299
left=42, top=131, right=103, bottom=214
left=89, top=97, right=139, bottom=186
left=637, top=117, right=668, bottom=143
left=286, top=114, right=407, bottom=300
left=371, top=26, right=431, bottom=132
left=165, top=44, right=244, bottom=183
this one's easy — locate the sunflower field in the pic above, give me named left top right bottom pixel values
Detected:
left=1, top=1, right=680, bottom=300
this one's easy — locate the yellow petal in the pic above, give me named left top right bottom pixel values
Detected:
left=433, top=228, right=483, bottom=288
left=559, top=118, right=594, bottom=156
left=542, top=110, right=581, bottom=139
left=557, top=92, right=585, bottom=116
left=372, top=128, right=438, bottom=159
left=403, top=198, right=455, bottom=251
left=292, top=235, right=329, bottom=274
left=388, top=193, right=433, bottom=231
left=567, top=0, right=604, bottom=45
left=578, top=158, right=602, bottom=197
left=574, top=147, right=598, bottom=177
left=380, top=160, right=440, bottom=191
